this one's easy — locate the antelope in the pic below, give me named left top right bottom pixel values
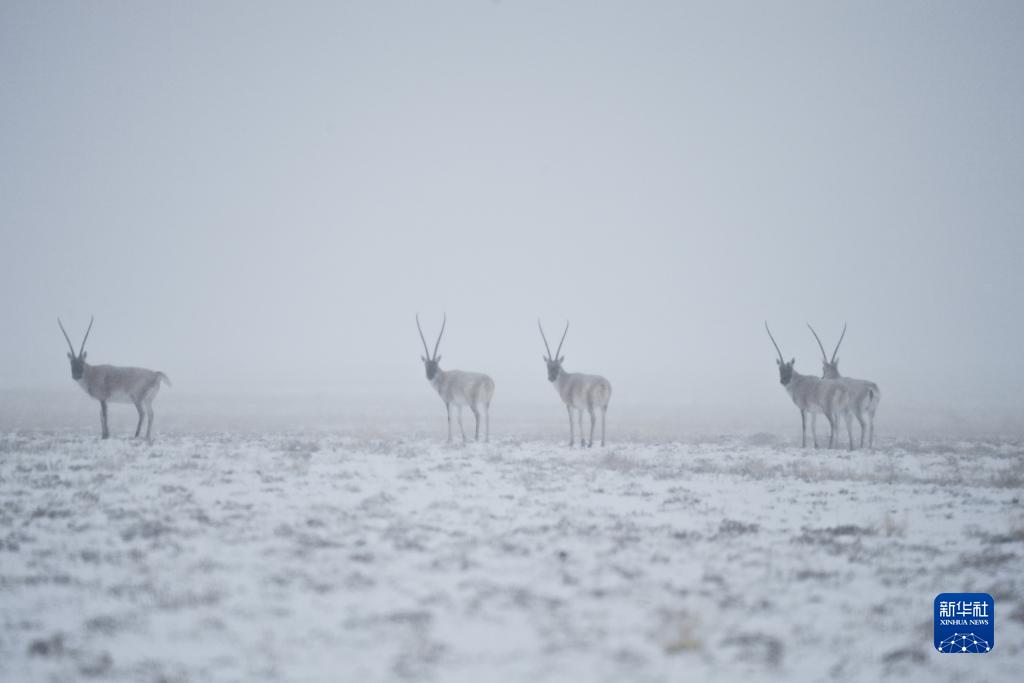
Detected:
left=537, top=320, right=612, bottom=448
left=416, top=314, right=495, bottom=443
left=765, top=321, right=851, bottom=450
left=58, top=317, right=171, bottom=441
left=807, top=323, right=882, bottom=449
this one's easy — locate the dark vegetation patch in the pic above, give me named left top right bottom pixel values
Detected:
left=881, top=646, right=926, bottom=666
left=957, top=551, right=1017, bottom=570
left=714, top=519, right=760, bottom=538
left=720, top=632, right=784, bottom=667
left=796, top=525, right=875, bottom=542
left=794, top=569, right=837, bottom=581
left=28, top=633, right=64, bottom=657
left=980, top=526, right=1024, bottom=545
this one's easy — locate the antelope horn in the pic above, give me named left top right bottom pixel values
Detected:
left=764, top=321, right=784, bottom=363
left=432, top=313, right=446, bottom=360
left=78, top=315, right=94, bottom=356
left=415, top=314, right=431, bottom=358
left=57, top=318, right=76, bottom=355
left=554, top=320, right=569, bottom=359
left=538, top=319, right=553, bottom=358
left=806, top=323, right=828, bottom=361
left=830, top=323, right=847, bottom=363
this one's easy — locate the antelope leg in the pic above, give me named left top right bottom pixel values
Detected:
left=446, top=403, right=452, bottom=443
left=145, top=404, right=155, bottom=442
left=567, top=405, right=574, bottom=446
left=134, top=401, right=144, bottom=438
left=601, top=407, right=607, bottom=447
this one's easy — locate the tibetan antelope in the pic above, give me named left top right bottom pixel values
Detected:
left=59, top=317, right=171, bottom=441
left=807, top=323, right=882, bottom=449
left=538, top=320, right=612, bottom=447
left=416, top=314, right=495, bottom=443
left=765, top=321, right=851, bottom=450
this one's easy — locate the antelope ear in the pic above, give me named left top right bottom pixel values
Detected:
left=67, top=352, right=73, bottom=360
left=421, top=355, right=427, bottom=362
left=542, top=355, right=548, bottom=362
left=435, top=355, right=441, bottom=363
left=82, top=352, right=87, bottom=359
left=833, top=357, right=839, bottom=365
left=790, top=357, right=795, bottom=365
left=776, top=358, right=781, bottom=366
left=558, top=356, right=564, bottom=363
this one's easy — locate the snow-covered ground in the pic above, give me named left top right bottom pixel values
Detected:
left=1, top=429, right=1021, bottom=682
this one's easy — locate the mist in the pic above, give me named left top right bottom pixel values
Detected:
left=2, top=1, right=1023, bottom=436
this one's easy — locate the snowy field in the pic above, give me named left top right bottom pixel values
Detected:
left=1, top=428, right=1022, bottom=682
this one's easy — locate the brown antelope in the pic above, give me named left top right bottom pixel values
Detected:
left=807, top=323, right=881, bottom=448
left=538, top=320, right=612, bottom=447
left=416, top=314, right=495, bottom=443
left=59, top=317, right=171, bottom=441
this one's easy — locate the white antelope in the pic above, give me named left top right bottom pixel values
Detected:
left=59, top=317, right=171, bottom=441
left=416, top=314, right=495, bottom=443
left=807, top=323, right=881, bottom=449
left=538, top=320, right=612, bottom=448
left=765, top=321, right=851, bottom=450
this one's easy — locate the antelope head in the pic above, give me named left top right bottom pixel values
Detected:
left=807, top=322, right=845, bottom=379
left=538, top=319, right=568, bottom=382
left=416, top=313, right=445, bottom=380
left=764, top=321, right=795, bottom=386
left=58, top=316, right=93, bottom=381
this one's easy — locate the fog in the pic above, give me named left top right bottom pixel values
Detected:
left=2, top=1, right=1022, bottom=435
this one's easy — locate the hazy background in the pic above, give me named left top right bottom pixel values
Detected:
left=2, top=1, right=1022, bottom=436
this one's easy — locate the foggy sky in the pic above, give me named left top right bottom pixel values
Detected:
left=2, top=1, right=1023, bottom=434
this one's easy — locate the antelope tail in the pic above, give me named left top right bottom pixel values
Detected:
left=157, top=372, right=173, bottom=387
left=866, top=384, right=881, bottom=412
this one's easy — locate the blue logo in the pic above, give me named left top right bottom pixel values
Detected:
left=934, top=593, right=994, bottom=653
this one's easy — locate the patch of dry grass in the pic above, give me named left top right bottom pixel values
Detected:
left=881, top=511, right=908, bottom=538
left=658, top=610, right=704, bottom=654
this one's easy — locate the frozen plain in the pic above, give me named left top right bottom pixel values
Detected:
left=1, top=421, right=1022, bottom=682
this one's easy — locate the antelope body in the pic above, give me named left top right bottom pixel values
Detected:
left=417, top=314, right=494, bottom=443
left=765, top=322, right=851, bottom=449
left=538, top=320, right=611, bottom=447
left=59, top=317, right=171, bottom=440
left=808, top=323, right=881, bottom=449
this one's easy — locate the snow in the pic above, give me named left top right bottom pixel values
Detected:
left=1, top=429, right=1021, bottom=681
